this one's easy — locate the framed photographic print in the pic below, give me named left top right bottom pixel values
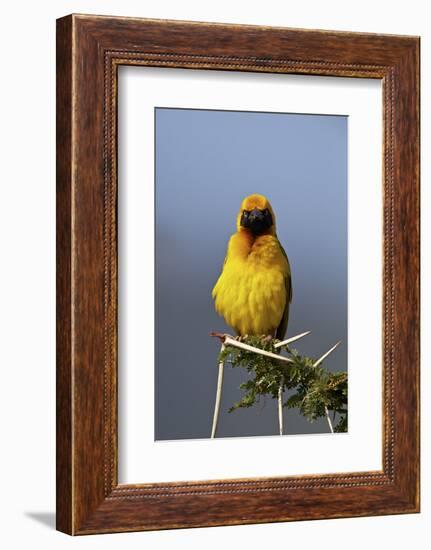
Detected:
left=56, top=14, right=420, bottom=535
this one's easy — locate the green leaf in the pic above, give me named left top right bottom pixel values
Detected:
left=221, top=335, right=347, bottom=432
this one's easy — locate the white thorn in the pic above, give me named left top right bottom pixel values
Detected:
left=313, top=342, right=341, bottom=435
left=278, top=384, right=284, bottom=435
left=274, top=330, right=312, bottom=348
left=324, top=405, right=334, bottom=433
left=313, top=341, right=341, bottom=368
left=224, top=336, right=293, bottom=364
left=211, top=344, right=225, bottom=439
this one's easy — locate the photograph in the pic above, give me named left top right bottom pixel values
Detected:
left=154, top=107, right=348, bottom=440
left=0, top=0, right=424, bottom=546
left=50, top=10, right=420, bottom=537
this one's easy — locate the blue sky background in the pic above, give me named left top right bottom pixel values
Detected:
left=155, top=107, right=348, bottom=440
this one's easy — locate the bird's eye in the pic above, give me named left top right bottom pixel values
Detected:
left=243, top=210, right=249, bottom=217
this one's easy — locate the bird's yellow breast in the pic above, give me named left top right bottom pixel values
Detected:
left=212, top=232, right=289, bottom=335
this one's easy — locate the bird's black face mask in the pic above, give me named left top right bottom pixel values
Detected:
left=240, top=208, right=273, bottom=236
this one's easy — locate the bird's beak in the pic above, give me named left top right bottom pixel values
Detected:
left=248, top=208, right=265, bottom=224
left=241, top=208, right=273, bottom=235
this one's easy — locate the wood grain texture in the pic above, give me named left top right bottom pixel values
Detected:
left=56, top=15, right=73, bottom=535
left=56, top=14, right=420, bottom=535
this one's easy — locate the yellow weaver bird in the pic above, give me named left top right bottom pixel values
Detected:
left=212, top=194, right=292, bottom=338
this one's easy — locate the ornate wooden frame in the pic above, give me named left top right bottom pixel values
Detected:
left=56, top=14, right=420, bottom=535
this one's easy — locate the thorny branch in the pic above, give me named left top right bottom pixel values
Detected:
left=210, top=332, right=347, bottom=434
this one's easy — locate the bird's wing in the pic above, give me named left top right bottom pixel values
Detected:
left=276, top=242, right=292, bottom=340
left=212, top=237, right=231, bottom=299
